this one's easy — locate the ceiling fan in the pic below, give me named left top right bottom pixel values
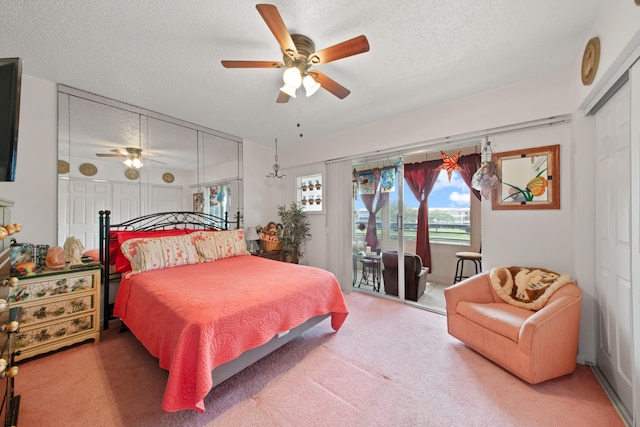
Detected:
left=221, top=4, right=370, bottom=103
left=95, top=147, right=165, bottom=168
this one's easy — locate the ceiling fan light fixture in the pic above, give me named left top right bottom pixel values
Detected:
left=282, top=66, right=302, bottom=88
left=123, top=157, right=143, bottom=169
left=303, top=74, right=321, bottom=97
left=280, top=83, right=297, bottom=98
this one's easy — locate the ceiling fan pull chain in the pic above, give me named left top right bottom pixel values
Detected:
left=297, top=103, right=303, bottom=138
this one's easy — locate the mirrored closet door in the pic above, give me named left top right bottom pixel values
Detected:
left=57, top=85, right=243, bottom=250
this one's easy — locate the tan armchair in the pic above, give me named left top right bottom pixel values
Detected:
left=381, top=251, right=429, bottom=302
left=444, top=272, right=582, bottom=384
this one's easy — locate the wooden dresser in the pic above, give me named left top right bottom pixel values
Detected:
left=10, top=265, right=101, bottom=361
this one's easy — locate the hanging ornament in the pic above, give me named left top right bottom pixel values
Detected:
left=471, top=137, right=501, bottom=200
left=438, top=150, right=461, bottom=181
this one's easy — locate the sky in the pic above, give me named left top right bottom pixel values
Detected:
left=355, top=170, right=470, bottom=210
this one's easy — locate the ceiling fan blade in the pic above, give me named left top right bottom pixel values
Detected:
left=311, top=71, right=351, bottom=99
left=96, top=153, right=126, bottom=158
left=276, top=91, right=290, bottom=103
left=256, top=4, right=297, bottom=55
left=221, top=60, right=284, bottom=69
left=310, top=35, right=370, bottom=65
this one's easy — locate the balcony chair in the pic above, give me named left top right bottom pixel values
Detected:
left=453, top=247, right=482, bottom=283
left=381, top=251, right=429, bottom=302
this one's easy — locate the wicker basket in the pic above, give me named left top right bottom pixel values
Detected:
left=261, top=238, right=282, bottom=252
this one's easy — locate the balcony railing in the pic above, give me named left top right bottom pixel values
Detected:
left=354, top=221, right=470, bottom=245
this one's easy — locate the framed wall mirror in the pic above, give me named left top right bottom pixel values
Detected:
left=492, top=144, right=560, bottom=210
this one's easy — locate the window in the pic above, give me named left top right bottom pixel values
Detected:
left=391, top=169, right=471, bottom=245
left=426, top=170, right=470, bottom=245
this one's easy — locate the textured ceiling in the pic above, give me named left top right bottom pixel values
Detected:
left=0, top=1, right=602, bottom=147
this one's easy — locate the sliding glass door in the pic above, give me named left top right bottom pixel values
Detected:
left=351, top=158, right=407, bottom=299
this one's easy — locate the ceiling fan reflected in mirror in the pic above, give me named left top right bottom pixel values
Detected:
left=221, top=3, right=370, bottom=103
left=95, top=147, right=165, bottom=169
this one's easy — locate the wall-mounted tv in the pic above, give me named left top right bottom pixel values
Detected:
left=0, top=58, right=22, bottom=182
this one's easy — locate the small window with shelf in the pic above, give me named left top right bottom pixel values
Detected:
left=297, top=174, right=323, bottom=213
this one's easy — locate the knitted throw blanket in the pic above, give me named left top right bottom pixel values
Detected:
left=489, top=266, right=572, bottom=311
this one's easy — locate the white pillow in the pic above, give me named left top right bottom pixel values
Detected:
left=189, top=231, right=220, bottom=262
left=190, top=229, right=249, bottom=261
left=214, top=229, right=250, bottom=259
left=120, top=234, right=199, bottom=276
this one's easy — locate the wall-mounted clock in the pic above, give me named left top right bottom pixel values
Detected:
left=581, top=37, right=600, bottom=86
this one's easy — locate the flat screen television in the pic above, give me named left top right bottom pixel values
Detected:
left=0, top=58, right=22, bottom=182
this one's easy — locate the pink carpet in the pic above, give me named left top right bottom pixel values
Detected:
left=16, top=292, right=624, bottom=426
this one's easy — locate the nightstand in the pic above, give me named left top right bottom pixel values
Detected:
left=253, top=250, right=284, bottom=262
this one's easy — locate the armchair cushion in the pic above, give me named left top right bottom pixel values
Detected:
left=457, top=302, right=531, bottom=342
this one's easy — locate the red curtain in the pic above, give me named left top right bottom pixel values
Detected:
left=458, top=153, right=481, bottom=201
left=359, top=169, right=389, bottom=251
left=404, top=160, right=441, bottom=271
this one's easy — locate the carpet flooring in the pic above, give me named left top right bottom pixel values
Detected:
left=15, top=292, right=624, bottom=426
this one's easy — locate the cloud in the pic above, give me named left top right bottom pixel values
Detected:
left=432, top=170, right=468, bottom=192
left=449, top=191, right=470, bottom=205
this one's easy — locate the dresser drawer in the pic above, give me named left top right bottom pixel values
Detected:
left=17, top=293, right=95, bottom=326
left=9, top=272, right=96, bottom=303
left=14, top=313, right=96, bottom=352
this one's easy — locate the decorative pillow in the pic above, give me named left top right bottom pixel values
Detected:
left=189, top=231, right=220, bottom=262
left=489, top=266, right=573, bottom=311
left=110, top=229, right=190, bottom=273
left=213, top=229, right=250, bottom=259
left=120, top=234, right=199, bottom=277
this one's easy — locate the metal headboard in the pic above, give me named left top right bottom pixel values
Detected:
left=98, top=210, right=239, bottom=329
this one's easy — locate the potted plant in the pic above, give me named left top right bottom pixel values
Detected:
left=277, top=201, right=311, bottom=264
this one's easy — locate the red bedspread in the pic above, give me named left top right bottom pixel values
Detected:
left=113, top=255, right=349, bottom=413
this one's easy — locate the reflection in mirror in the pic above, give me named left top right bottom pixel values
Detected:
left=57, top=85, right=243, bottom=249
left=492, top=144, right=560, bottom=210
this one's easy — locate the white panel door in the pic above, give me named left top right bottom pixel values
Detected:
left=111, top=183, right=141, bottom=224
left=67, top=179, right=111, bottom=250
left=595, top=81, right=633, bottom=414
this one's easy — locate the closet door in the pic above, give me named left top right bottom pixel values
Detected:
left=595, top=80, right=633, bottom=414
left=64, top=179, right=111, bottom=250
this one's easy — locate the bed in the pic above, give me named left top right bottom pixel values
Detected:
left=98, top=210, right=349, bottom=413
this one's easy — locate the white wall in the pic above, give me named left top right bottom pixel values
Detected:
left=279, top=69, right=574, bottom=167
left=273, top=163, right=327, bottom=269
left=0, top=75, right=57, bottom=245
left=574, top=1, right=640, bottom=109
left=241, top=139, right=288, bottom=229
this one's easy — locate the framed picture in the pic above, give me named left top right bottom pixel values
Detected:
left=380, top=167, right=396, bottom=193
left=492, top=144, right=560, bottom=210
left=358, top=172, right=375, bottom=195
left=193, top=192, right=204, bottom=212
